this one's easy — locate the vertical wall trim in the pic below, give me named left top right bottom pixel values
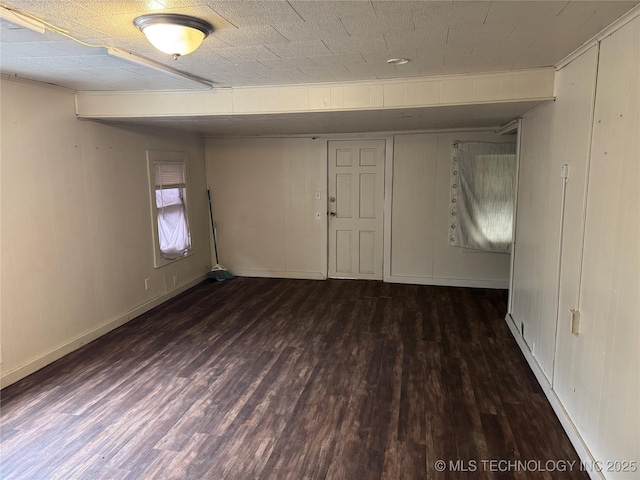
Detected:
left=574, top=44, right=601, bottom=313
left=551, top=173, right=569, bottom=385
left=507, top=119, right=522, bottom=315
left=431, top=134, right=439, bottom=270
left=320, top=141, right=329, bottom=278
left=282, top=140, right=290, bottom=272
left=382, top=135, right=394, bottom=282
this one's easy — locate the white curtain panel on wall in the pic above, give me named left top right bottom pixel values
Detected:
left=154, top=161, right=192, bottom=259
left=155, top=188, right=191, bottom=259
left=449, top=141, right=517, bottom=253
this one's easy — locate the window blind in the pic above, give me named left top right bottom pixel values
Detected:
left=154, top=161, right=185, bottom=189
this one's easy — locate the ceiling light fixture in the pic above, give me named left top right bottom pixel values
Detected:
left=134, top=14, right=213, bottom=59
left=387, top=58, right=409, bottom=65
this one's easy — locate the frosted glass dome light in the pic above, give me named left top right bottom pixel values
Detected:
left=134, top=14, right=213, bottom=58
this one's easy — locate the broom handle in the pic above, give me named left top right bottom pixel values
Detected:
left=207, top=188, right=220, bottom=265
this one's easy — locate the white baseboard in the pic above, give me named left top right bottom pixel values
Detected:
left=504, top=313, right=604, bottom=480
left=385, top=274, right=509, bottom=289
left=231, top=270, right=507, bottom=290
left=0, top=274, right=207, bottom=389
left=231, top=269, right=327, bottom=280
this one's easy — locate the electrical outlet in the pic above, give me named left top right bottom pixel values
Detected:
left=144, top=278, right=150, bottom=290
left=569, top=309, right=580, bottom=334
left=173, top=274, right=178, bottom=286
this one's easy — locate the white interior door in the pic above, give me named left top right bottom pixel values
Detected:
left=328, top=140, right=385, bottom=279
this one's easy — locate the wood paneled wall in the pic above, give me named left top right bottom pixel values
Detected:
left=1, top=80, right=210, bottom=387
left=390, top=131, right=514, bottom=289
left=510, top=15, right=639, bottom=476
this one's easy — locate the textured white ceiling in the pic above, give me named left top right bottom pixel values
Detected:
left=1, top=0, right=638, bottom=91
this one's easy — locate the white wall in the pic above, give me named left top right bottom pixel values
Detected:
left=509, top=15, right=639, bottom=478
left=511, top=45, right=599, bottom=380
left=389, top=131, right=513, bottom=288
left=0, top=79, right=210, bottom=387
left=206, top=132, right=512, bottom=288
left=205, top=137, right=327, bottom=279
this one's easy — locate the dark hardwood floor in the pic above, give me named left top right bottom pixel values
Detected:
left=1, top=278, right=588, bottom=479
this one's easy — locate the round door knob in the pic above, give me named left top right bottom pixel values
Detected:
left=330, top=212, right=336, bottom=216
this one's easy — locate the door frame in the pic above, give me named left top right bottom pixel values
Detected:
left=324, top=135, right=394, bottom=280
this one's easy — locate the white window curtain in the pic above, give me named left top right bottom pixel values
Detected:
left=449, top=141, right=517, bottom=253
left=154, top=161, right=192, bottom=259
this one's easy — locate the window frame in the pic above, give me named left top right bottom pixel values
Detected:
left=146, top=150, right=193, bottom=268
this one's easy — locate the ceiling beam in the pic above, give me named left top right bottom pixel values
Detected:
left=75, top=68, right=554, bottom=119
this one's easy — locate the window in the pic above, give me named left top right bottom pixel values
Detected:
left=148, top=151, right=192, bottom=267
left=449, top=141, right=517, bottom=254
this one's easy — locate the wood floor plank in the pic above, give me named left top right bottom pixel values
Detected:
left=1, top=278, right=588, bottom=479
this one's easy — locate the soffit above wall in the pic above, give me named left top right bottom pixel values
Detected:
left=89, top=101, right=548, bottom=137
left=75, top=69, right=554, bottom=136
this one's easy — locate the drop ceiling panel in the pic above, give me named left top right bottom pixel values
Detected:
left=330, top=70, right=373, bottom=83
left=345, top=63, right=398, bottom=77
left=272, top=19, right=349, bottom=41
left=213, top=25, right=287, bottom=47
left=78, top=13, right=158, bottom=37
left=204, top=1, right=303, bottom=27
left=265, top=40, right=331, bottom=58
left=259, top=57, right=316, bottom=71
left=322, top=35, right=389, bottom=55
left=289, top=1, right=376, bottom=21
left=77, top=0, right=167, bottom=16
left=361, top=49, right=418, bottom=66
left=160, top=0, right=217, bottom=6
left=1, top=0, right=638, bottom=93
left=310, top=53, right=365, bottom=68
left=340, top=11, right=417, bottom=37
left=375, top=67, right=420, bottom=80
left=564, top=2, right=638, bottom=35
left=484, top=1, right=568, bottom=25
left=2, top=41, right=69, bottom=57
left=212, top=60, right=273, bottom=75
left=413, top=1, right=492, bottom=28
left=60, top=19, right=118, bottom=39
left=384, top=29, right=448, bottom=53
left=4, top=0, right=95, bottom=21
left=288, top=66, right=337, bottom=82
left=40, top=40, right=108, bottom=56
left=213, top=45, right=279, bottom=62
left=447, top=25, right=515, bottom=50
left=24, top=55, right=81, bottom=69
